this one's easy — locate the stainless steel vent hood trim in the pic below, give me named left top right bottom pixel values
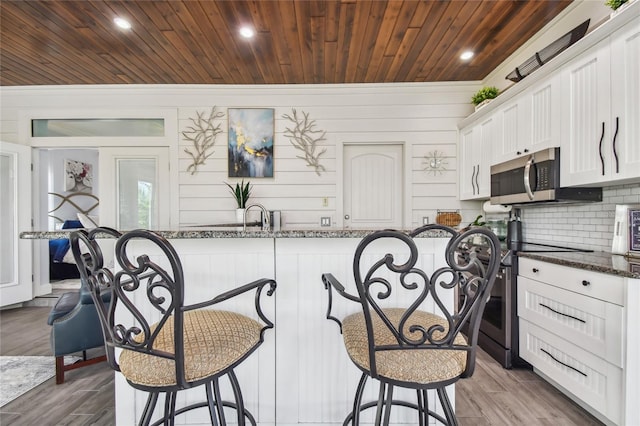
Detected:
left=491, top=187, right=603, bottom=205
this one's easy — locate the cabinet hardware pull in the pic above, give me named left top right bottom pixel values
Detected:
left=540, top=348, right=587, bottom=377
left=612, top=116, right=619, bottom=174
left=582, top=280, right=590, bottom=286
left=471, top=165, right=477, bottom=195
left=532, top=268, right=539, bottom=273
left=475, top=164, right=480, bottom=195
left=517, top=151, right=522, bottom=155
left=524, top=149, right=529, bottom=153
left=598, top=121, right=605, bottom=176
left=539, top=303, right=586, bottom=323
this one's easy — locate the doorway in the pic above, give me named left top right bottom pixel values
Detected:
left=343, top=143, right=404, bottom=229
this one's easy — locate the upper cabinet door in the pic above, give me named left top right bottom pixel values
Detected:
left=493, top=95, right=531, bottom=165
left=562, top=16, right=640, bottom=187
left=99, top=147, right=170, bottom=230
left=459, top=116, right=493, bottom=201
left=492, top=74, right=560, bottom=166
left=610, top=16, right=640, bottom=182
left=529, top=74, right=562, bottom=155
left=0, top=142, right=32, bottom=307
left=560, top=38, right=611, bottom=186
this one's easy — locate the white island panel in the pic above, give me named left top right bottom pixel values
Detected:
left=115, top=238, right=276, bottom=426
left=275, top=237, right=453, bottom=425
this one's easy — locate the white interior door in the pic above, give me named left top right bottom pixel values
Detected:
left=99, top=147, right=170, bottom=230
left=0, top=142, right=32, bottom=306
left=343, top=143, right=403, bottom=229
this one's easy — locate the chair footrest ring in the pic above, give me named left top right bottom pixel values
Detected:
left=343, top=399, right=448, bottom=426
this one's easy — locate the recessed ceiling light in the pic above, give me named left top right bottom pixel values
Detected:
left=114, top=17, right=132, bottom=30
left=460, top=51, right=474, bottom=61
left=239, top=26, right=255, bottom=39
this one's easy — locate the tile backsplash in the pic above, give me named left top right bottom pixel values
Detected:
left=521, top=183, right=640, bottom=252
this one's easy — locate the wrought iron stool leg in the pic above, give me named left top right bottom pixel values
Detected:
left=374, top=382, right=387, bottom=425
left=205, top=381, right=220, bottom=426
left=382, top=384, right=394, bottom=426
left=420, top=389, right=429, bottom=426
left=140, top=392, right=159, bottom=426
left=228, top=369, right=248, bottom=426
left=212, top=378, right=227, bottom=425
left=416, top=390, right=426, bottom=426
left=345, top=372, right=368, bottom=426
left=164, top=391, right=177, bottom=426
left=436, top=387, right=457, bottom=426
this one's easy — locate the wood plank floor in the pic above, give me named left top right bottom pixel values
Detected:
left=0, top=306, right=603, bottom=425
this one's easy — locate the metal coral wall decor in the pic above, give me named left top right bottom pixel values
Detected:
left=282, top=108, right=327, bottom=176
left=182, top=107, right=224, bottom=175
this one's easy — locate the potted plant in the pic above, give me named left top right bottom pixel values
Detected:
left=226, top=179, right=252, bottom=208
left=606, top=0, right=628, bottom=10
left=606, top=0, right=631, bottom=16
left=226, top=180, right=252, bottom=226
left=471, top=86, right=500, bottom=110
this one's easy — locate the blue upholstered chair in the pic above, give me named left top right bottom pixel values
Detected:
left=47, top=227, right=121, bottom=384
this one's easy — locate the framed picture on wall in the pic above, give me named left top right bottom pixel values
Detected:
left=228, top=108, right=274, bottom=178
left=64, top=159, right=93, bottom=193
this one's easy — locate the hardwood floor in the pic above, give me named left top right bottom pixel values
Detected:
left=0, top=306, right=603, bottom=425
left=0, top=306, right=114, bottom=425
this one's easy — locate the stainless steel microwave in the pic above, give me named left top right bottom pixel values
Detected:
left=490, top=148, right=602, bottom=205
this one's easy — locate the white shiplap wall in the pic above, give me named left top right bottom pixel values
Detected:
left=0, top=83, right=484, bottom=229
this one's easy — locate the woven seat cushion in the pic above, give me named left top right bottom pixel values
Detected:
left=119, top=309, right=263, bottom=387
left=342, top=308, right=468, bottom=385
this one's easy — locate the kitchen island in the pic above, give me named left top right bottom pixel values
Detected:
left=22, top=228, right=455, bottom=425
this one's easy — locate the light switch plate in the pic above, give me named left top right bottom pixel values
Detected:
left=321, top=217, right=331, bottom=227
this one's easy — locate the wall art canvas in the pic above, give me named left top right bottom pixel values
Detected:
left=228, top=108, right=274, bottom=178
left=65, top=159, right=93, bottom=193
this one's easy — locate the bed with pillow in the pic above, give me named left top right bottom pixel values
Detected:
left=48, top=192, right=99, bottom=281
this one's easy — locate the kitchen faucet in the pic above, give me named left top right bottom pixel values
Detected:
left=243, top=203, right=271, bottom=231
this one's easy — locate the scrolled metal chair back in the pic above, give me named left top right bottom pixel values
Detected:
left=69, top=227, right=122, bottom=371
left=352, top=224, right=501, bottom=378
left=71, top=228, right=189, bottom=386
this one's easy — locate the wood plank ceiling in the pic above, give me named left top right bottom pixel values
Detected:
left=0, top=0, right=573, bottom=86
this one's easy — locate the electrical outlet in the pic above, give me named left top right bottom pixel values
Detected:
left=321, top=217, right=331, bottom=227
left=423, top=216, right=429, bottom=225
left=322, top=197, right=329, bottom=207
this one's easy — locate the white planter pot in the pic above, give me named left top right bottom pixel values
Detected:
left=474, top=99, right=493, bottom=111
left=236, top=208, right=245, bottom=230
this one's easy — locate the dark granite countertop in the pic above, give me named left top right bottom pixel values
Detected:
left=518, top=251, right=640, bottom=279
left=20, top=228, right=453, bottom=240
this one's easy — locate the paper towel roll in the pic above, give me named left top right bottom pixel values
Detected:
left=483, top=201, right=512, bottom=214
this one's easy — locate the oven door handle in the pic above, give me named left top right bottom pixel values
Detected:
left=524, top=155, right=535, bottom=200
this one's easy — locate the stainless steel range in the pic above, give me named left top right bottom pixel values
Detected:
left=457, top=240, right=519, bottom=368
left=457, top=237, right=594, bottom=369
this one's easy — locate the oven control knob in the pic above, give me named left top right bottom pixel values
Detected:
left=582, top=280, right=590, bottom=286
left=532, top=268, right=539, bottom=273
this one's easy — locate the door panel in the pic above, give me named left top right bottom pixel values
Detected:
left=99, top=147, right=170, bottom=230
left=0, top=142, right=32, bottom=306
left=343, top=144, right=403, bottom=229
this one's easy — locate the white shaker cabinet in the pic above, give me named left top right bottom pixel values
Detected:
left=517, top=257, right=639, bottom=426
left=561, top=15, right=640, bottom=186
left=491, top=74, right=560, bottom=166
left=459, top=115, right=493, bottom=200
